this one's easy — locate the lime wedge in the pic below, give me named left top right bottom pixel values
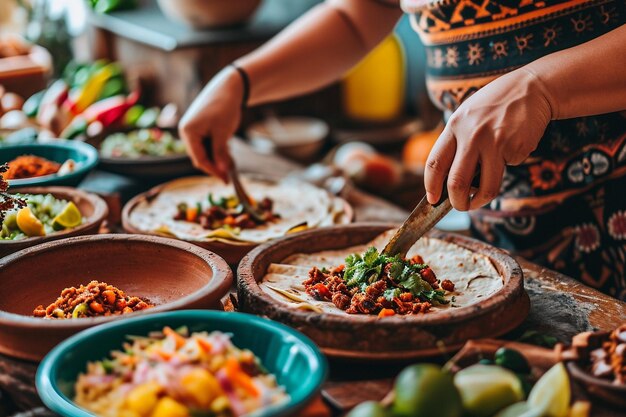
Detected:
left=52, top=202, right=82, bottom=230
left=495, top=402, right=542, bottom=417
left=454, top=364, right=525, bottom=417
left=16, top=207, right=45, bottom=237
left=528, top=363, right=571, bottom=417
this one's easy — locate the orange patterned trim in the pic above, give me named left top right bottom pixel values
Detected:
left=412, top=0, right=592, bottom=45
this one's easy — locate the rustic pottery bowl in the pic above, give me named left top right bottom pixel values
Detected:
left=564, top=329, right=626, bottom=409
left=37, top=310, right=327, bottom=417
left=0, top=234, right=233, bottom=361
left=156, top=0, right=261, bottom=28
left=122, top=181, right=354, bottom=265
left=0, top=140, right=99, bottom=188
left=84, top=127, right=196, bottom=179
left=238, top=223, right=529, bottom=361
left=0, top=186, right=108, bottom=259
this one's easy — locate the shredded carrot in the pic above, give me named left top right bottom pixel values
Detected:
left=155, top=349, right=174, bottom=361
left=225, top=358, right=260, bottom=397
left=3, top=155, right=60, bottom=180
left=163, top=326, right=187, bottom=349
left=378, top=308, right=396, bottom=318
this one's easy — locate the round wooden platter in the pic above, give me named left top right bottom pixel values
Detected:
left=122, top=179, right=354, bottom=265
left=0, top=187, right=108, bottom=259
left=237, top=223, right=530, bottom=361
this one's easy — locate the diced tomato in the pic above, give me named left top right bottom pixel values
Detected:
left=185, top=206, right=198, bottom=222
left=378, top=308, right=396, bottom=318
left=311, top=283, right=332, bottom=300
left=420, top=267, right=437, bottom=284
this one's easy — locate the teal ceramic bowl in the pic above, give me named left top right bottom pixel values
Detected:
left=36, top=310, right=327, bottom=417
left=1, top=140, right=98, bottom=188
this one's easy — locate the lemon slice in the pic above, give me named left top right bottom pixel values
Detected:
left=528, top=363, right=571, bottom=417
left=454, top=364, right=525, bottom=417
left=52, top=202, right=82, bottom=230
left=16, top=207, right=45, bottom=237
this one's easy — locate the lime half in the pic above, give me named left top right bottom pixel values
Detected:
left=528, top=363, right=571, bottom=417
left=52, top=202, right=82, bottom=230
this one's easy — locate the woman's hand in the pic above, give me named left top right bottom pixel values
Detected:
left=179, top=67, right=244, bottom=182
left=424, top=68, right=554, bottom=211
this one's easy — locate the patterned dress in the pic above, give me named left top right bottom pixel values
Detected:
left=384, top=0, right=626, bottom=298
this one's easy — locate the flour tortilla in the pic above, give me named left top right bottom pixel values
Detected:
left=261, top=230, right=504, bottom=314
left=128, top=176, right=346, bottom=243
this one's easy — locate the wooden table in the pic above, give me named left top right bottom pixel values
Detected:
left=1, top=141, right=624, bottom=416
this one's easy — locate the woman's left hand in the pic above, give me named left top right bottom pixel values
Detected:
left=424, top=68, right=554, bottom=211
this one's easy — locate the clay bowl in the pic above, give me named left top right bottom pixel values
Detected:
left=0, top=234, right=233, bottom=361
left=122, top=181, right=354, bottom=265
left=238, top=223, right=529, bottom=361
left=565, top=329, right=626, bottom=409
left=0, top=186, right=108, bottom=259
left=84, top=127, right=196, bottom=179
left=156, top=0, right=261, bottom=28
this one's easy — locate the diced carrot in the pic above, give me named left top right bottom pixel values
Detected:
left=186, top=206, right=198, bottom=222
left=102, top=290, right=116, bottom=305
left=155, top=350, right=173, bottom=361
left=196, top=338, right=213, bottom=353
left=223, top=216, right=236, bottom=226
left=378, top=308, right=396, bottom=318
left=225, top=358, right=260, bottom=397
left=163, top=326, right=187, bottom=349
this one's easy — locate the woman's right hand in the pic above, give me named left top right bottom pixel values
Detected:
left=179, top=66, right=244, bottom=182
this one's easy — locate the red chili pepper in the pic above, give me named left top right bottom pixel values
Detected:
left=420, top=267, right=437, bottom=285
left=81, top=91, right=139, bottom=127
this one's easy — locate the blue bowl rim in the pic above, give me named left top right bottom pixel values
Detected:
left=36, top=310, right=328, bottom=417
left=1, top=140, right=99, bottom=187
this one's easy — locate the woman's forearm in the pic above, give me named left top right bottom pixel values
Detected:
left=525, top=25, right=626, bottom=120
left=236, top=0, right=402, bottom=106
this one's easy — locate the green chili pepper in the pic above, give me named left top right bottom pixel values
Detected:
left=72, top=302, right=89, bottom=318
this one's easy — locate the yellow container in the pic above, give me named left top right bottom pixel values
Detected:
left=342, top=34, right=405, bottom=122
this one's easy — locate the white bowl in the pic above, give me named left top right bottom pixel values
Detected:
left=246, top=116, right=329, bottom=162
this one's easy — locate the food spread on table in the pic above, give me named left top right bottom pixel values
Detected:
left=128, top=176, right=349, bottom=244
left=33, top=281, right=153, bottom=319
left=261, top=230, right=502, bottom=315
left=1, top=193, right=82, bottom=240
left=2, top=155, right=77, bottom=180
left=74, top=326, right=288, bottom=417
left=303, top=247, right=454, bottom=316
left=100, top=128, right=186, bottom=158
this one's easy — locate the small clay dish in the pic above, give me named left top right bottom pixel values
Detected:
left=0, top=186, right=108, bottom=259
left=565, top=330, right=626, bottom=409
left=84, top=127, right=196, bottom=179
left=0, top=234, right=233, bottom=361
left=238, top=223, right=529, bottom=361
left=122, top=181, right=354, bottom=265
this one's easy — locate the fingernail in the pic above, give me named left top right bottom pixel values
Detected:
left=426, top=192, right=436, bottom=204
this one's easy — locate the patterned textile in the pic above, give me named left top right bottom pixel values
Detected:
left=395, top=0, right=626, bottom=298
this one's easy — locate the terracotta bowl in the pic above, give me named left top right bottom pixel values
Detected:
left=238, top=224, right=529, bottom=361
left=122, top=182, right=354, bottom=265
left=0, top=234, right=233, bottom=361
left=0, top=187, right=108, bottom=259
left=565, top=329, right=626, bottom=409
left=157, top=0, right=261, bottom=28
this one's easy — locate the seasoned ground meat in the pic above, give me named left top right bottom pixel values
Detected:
left=332, top=292, right=351, bottom=310
left=174, top=196, right=278, bottom=230
left=365, top=280, right=387, bottom=298
left=346, top=293, right=377, bottom=314
left=33, top=281, right=153, bottom=319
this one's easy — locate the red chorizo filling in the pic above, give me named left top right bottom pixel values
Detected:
left=33, top=281, right=154, bottom=319
left=173, top=194, right=279, bottom=230
left=303, top=247, right=455, bottom=317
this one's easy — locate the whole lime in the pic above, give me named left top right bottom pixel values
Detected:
left=392, top=364, right=463, bottom=417
left=346, top=401, right=390, bottom=417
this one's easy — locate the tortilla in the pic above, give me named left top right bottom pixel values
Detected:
left=128, top=176, right=347, bottom=244
left=260, top=230, right=504, bottom=314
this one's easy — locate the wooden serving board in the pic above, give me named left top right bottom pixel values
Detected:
left=238, top=224, right=530, bottom=361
